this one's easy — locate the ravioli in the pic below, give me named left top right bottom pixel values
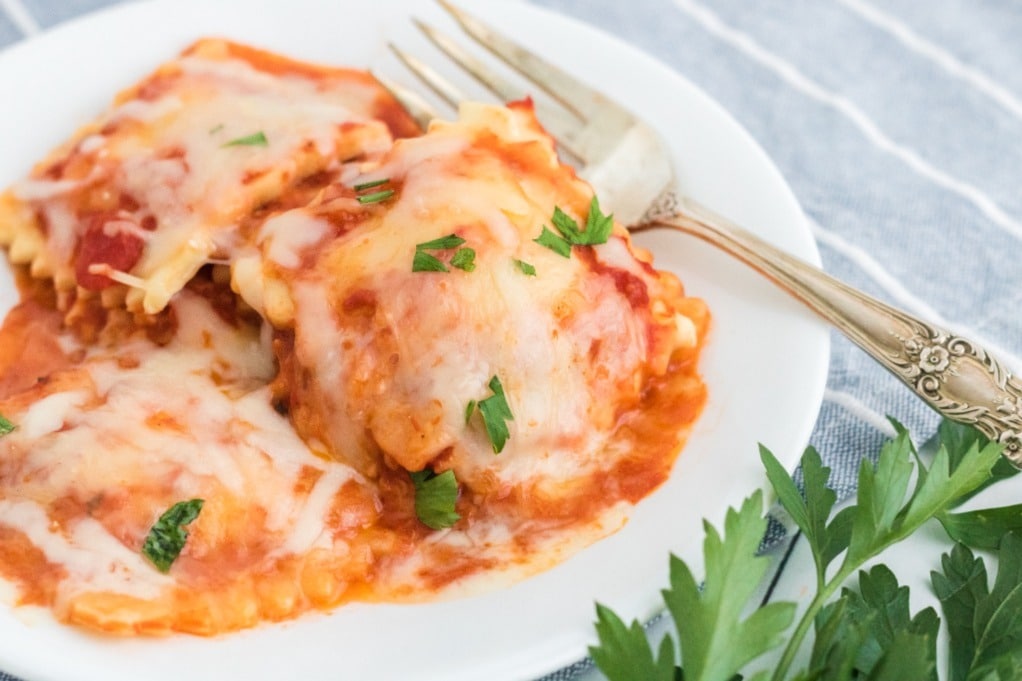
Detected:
left=0, top=38, right=418, bottom=315
left=244, top=101, right=709, bottom=523
left=0, top=43, right=708, bottom=637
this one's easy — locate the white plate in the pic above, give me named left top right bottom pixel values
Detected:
left=0, top=1, right=830, bottom=680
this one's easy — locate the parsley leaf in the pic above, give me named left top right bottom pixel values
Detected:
left=475, top=375, right=513, bottom=454
left=221, top=131, right=268, bottom=147
left=450, top=247, right=476, bottom=272
left=409, top=469, right=460, bottom=530
left=762, top=444, right=850, bottom=583
left=551, top=206, right=584, bottom=243
left=0, top=413, right=14, bottom=436
left=413, top=235, right=473, bottom=272
left=514, top=258, right=537, bottom=276
left=534, top=226, right=571, bottom=257
left=939, top=504, right=1022, bottom=551
left=412, top=250, right=448, bottom=273
left=842, top=565, right=938, bottom=677
left=810, top=572, right=939, bottom=681
left=534, top=197, right=614, bottom=257
left=590, top=603, right=677, bottom=681
left=661, top=491, right=796, bottom=681
left=933, top=536, right=1022, bottom=681
left=142, top=499, right=204, bottom=573
left=416, top=234, right=466, bottom=251
left=583, top=195, right=615, bottom=244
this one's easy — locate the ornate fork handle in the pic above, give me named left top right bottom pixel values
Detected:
left=641, top=195, right=1022, bottom=467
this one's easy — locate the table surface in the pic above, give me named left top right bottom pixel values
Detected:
left=2, top=0, right=1022, bottom=679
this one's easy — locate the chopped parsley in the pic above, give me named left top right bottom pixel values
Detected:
left=412, top=250, right=449, bottom=273
left=357, top=189, right=396, bottom=205
left=514, top=258, right=537, bottom=276
left=534, top=226, right=571, bottom=258
left=0, top=413, right=13, bottom=436
left=409, top=469, right=460, bottom=530
left=221, top=131, right=268, bottom=148
left=417, top=234, right=466, bottom=251
left=141, top=499, right=204, bottom=573
left=474, top=375, right=513, bottom=454
left=534, top=196, right=614, bottom=257
left=412, top=234, right=475, bottom=273
left=353, top=178, right=391, bottom=192
left=450, top=247, right=476, bottom=272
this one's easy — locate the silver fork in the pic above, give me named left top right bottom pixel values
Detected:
left=386, top=0, right=1022, bottom=466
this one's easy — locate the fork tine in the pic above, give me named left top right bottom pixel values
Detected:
left=374, top=73, right=439, bottom=130
left=388, top=43, right=469, bottom=111
left=414, top=19, right=525, bottom=107
left=436, top=0, right=626, bottom=120
left=413, top=19, right=585, bottom=156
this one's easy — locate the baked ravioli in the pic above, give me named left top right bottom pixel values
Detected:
left=0, top=43, right=708, bottom=637
left=0, top=38, right=418, bottom=315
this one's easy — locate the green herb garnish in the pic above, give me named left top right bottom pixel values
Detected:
left=933, top=537, right=1022, bottom=680
left=409, top=469, right=460, bottom=530
left=412, top=250, right=448, bottom=273
left=357, top=189, right=396, bottom=205
left=221, top=131, right=268, bottom=147
left=534, top=226, right=571, bottom=257
left=353, top=178, right=390, bottom=192
left=412, top=235, right=473, bottom=273
left=514, top=258, right=537, bottom=276
left=534, top=196, right=614, bottom=257
left=417, top=234, right=466, bottom=251
left=141, top=499, right=204, bottom=573
left=590, top=419, right=1017, bottom=681
left=0, top=413, right=14, bottom=436
left=475, top=375, right=513, bottom=454
left=450, top=248, right=476, bottom=272
left=208, top=123, right=224, bottom=135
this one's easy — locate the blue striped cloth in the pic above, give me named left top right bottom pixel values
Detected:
left=2, top=1, right=1021, bottom=679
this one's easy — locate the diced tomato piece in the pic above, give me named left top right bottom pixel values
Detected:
left=74, top=216, right=145, bottom=290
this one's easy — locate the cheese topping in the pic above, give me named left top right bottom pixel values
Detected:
left=273, top=103, right=703, bottom=497
left=0, top=41, right=709, bottom=639
left=0, top=38, right=418, bottom=313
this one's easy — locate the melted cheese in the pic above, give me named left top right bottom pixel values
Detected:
left=273, top=103, right=704, bottom=498
left=0, top=42, right=709, bottom=638
left=0, top=38, right=418, bottom=313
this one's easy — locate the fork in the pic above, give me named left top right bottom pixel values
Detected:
left=385, top=0, right=1022, bottom=467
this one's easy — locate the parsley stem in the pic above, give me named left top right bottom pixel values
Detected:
left=772, top=518, right=958, bottom=680
left=770, top=563, right=854, bottom=681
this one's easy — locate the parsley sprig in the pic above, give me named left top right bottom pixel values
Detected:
left=591, top=419, right=1020, bottom=681
left=534, top=196, right=614, bottom=257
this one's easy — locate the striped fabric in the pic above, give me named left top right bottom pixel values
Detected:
left=1, top=1, right=1021, bottom=679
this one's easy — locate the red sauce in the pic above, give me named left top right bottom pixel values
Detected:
left=74, top=215, right=146, bottom=290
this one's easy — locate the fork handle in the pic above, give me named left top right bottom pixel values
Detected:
left=644, top=197, right=1022, bottom=467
